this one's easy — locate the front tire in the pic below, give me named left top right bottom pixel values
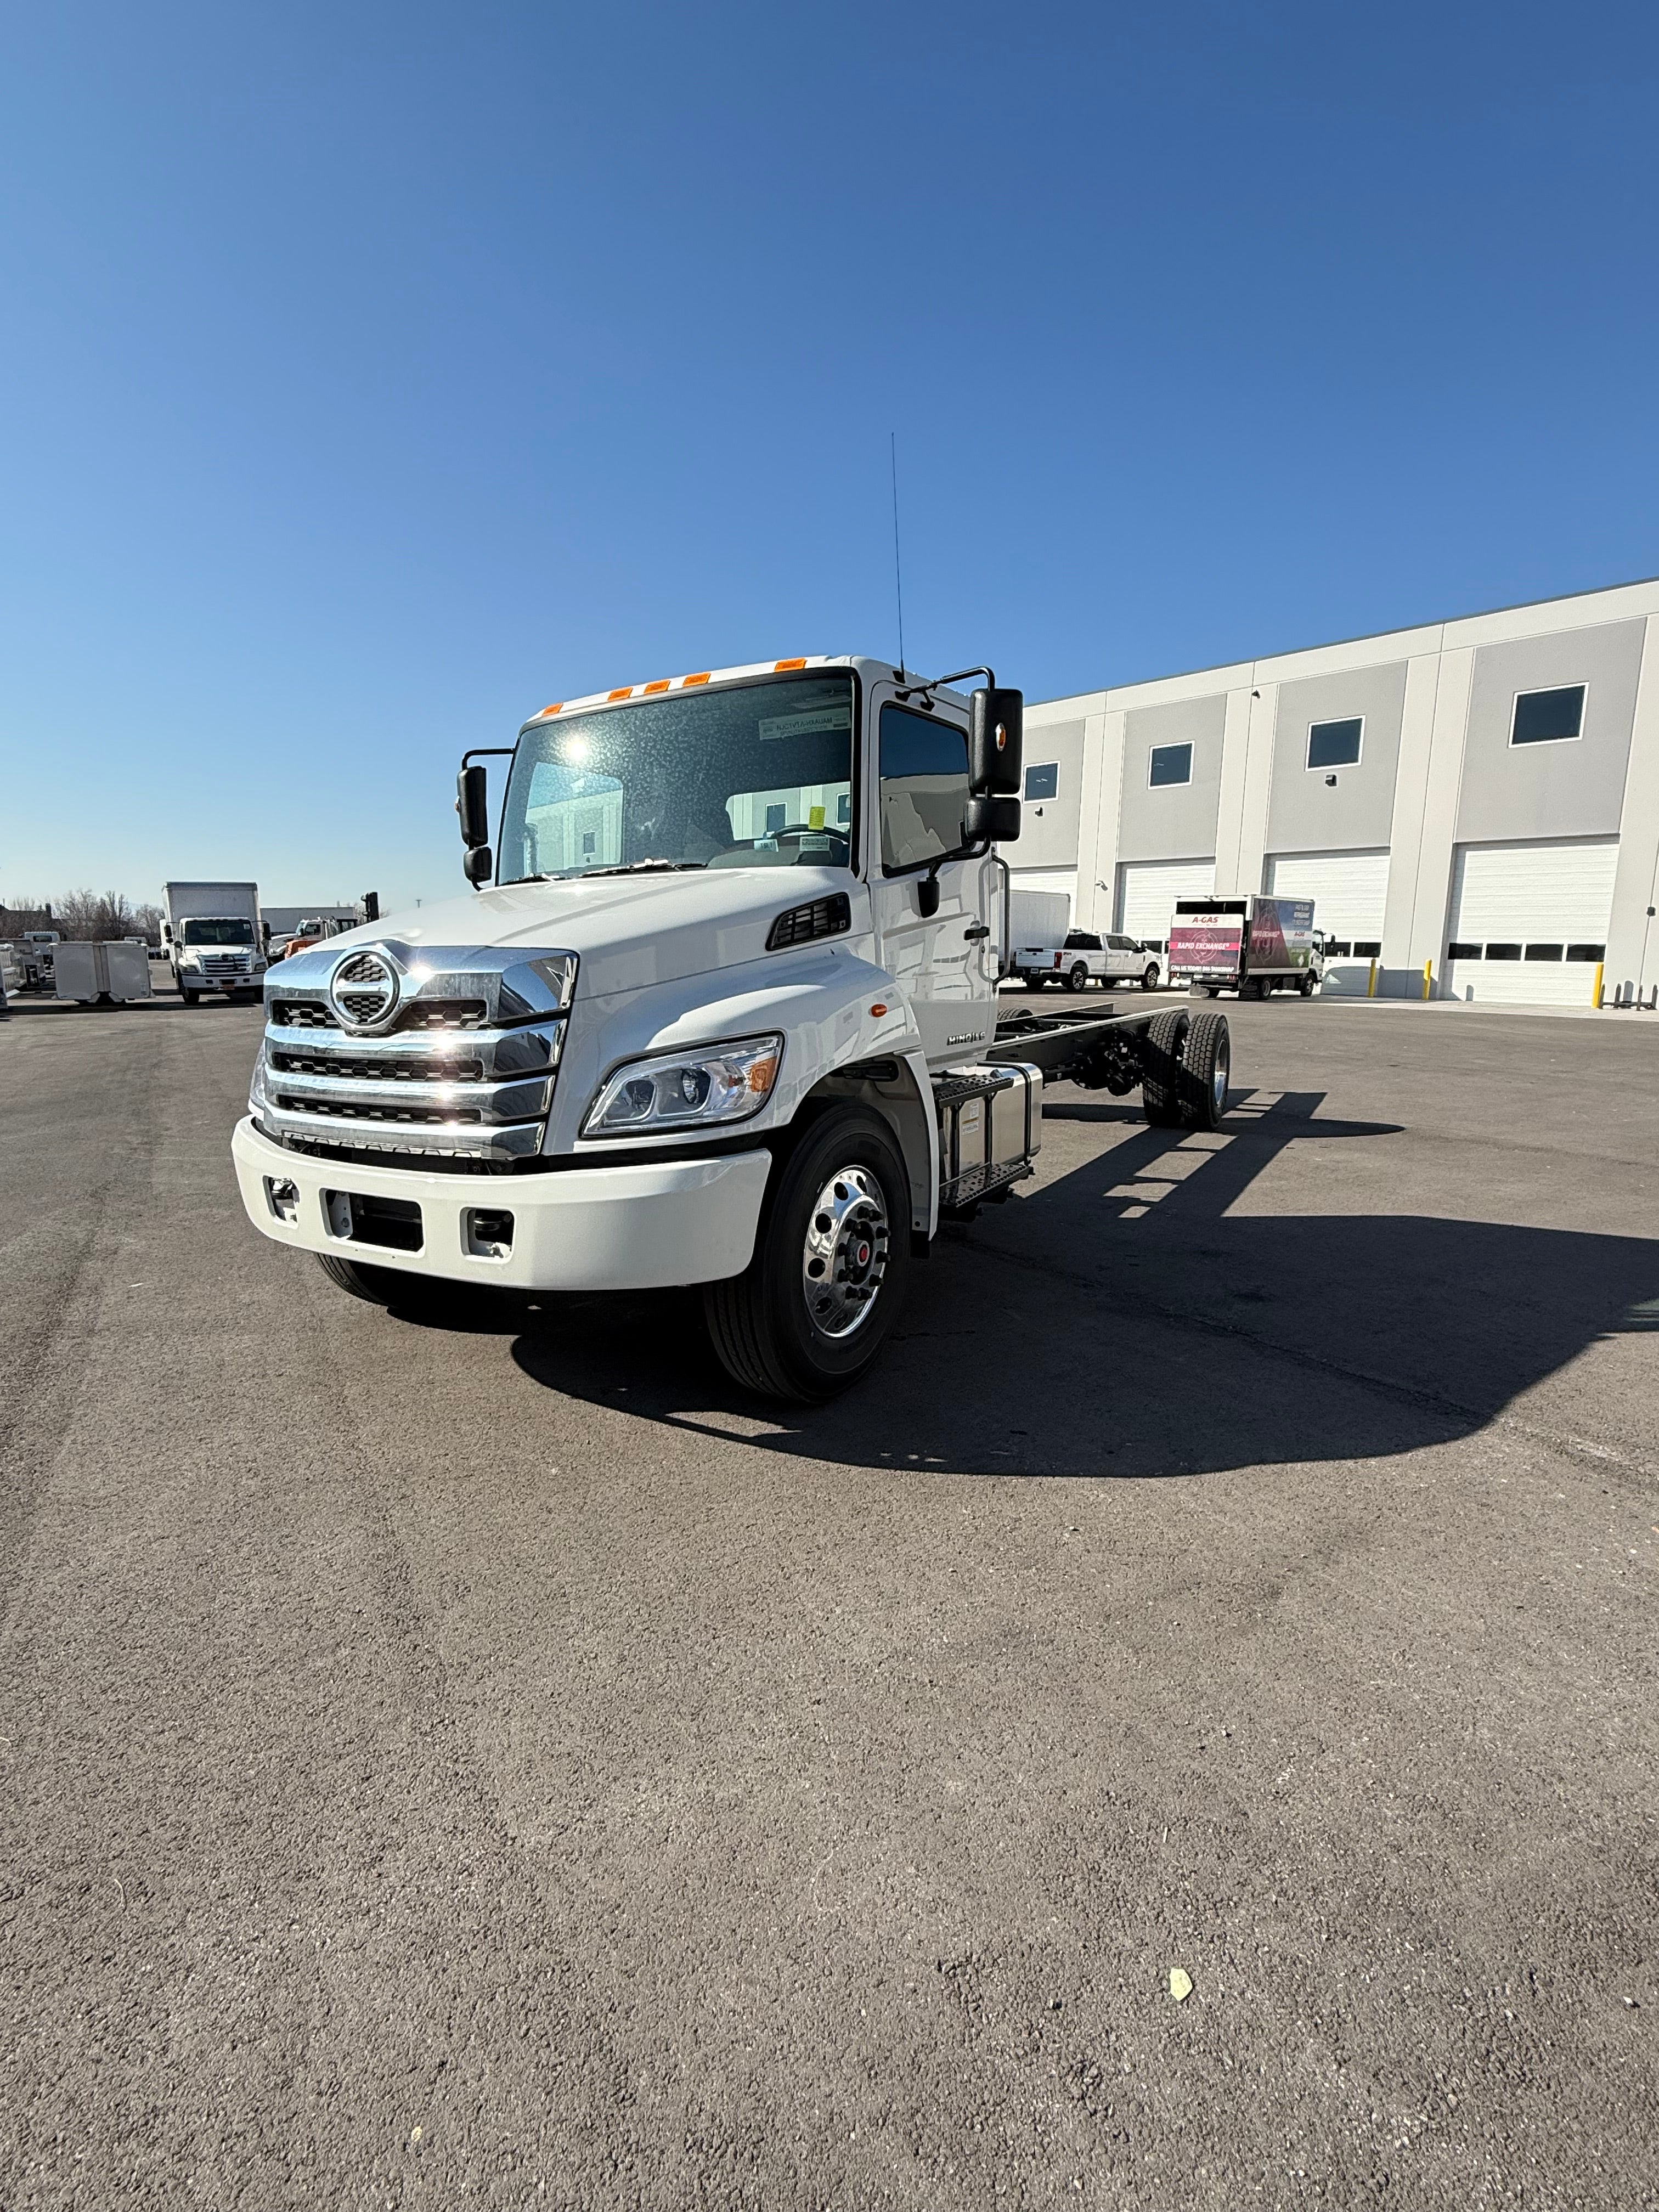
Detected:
left=180, top=989, right=199, bottom=1006
left=317, top=1252, right=406, bottom=1304
left=704, top=1106, right=911, bottom=1402
left=1141, top=964, right=1160, bottom=991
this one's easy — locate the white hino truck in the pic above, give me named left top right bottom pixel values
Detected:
left=162, top=881, right=266, bottom=1004
left=232, top=657, right=1233, bottom=1400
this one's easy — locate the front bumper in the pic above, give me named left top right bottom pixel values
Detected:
left=231, top=1118, right=771, bottom=1291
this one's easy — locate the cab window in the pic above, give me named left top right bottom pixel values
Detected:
left=879, top=705, right=970, bottom=872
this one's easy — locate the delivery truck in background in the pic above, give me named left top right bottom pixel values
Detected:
left=162, top=883, right=266, bottom=1004
left=1169, top=895, right=1322, bottom=998
left=232, top=653, right=1238, bottom=1402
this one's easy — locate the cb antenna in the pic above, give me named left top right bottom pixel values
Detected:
left=890, top=431, right=906, bottom=677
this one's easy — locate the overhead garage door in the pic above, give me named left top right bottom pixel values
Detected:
left=1444, top=838, right=1617, bottom=1007
left=1117, top=857, right=1215, bottom=950
left=1266, top=849, right=1389, bottom=996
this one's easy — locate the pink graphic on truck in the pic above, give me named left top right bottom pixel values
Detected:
left=1169, top=912, right=1242, bottom=975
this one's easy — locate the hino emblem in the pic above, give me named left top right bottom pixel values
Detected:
left=328, top=947, right=399, bottom=1032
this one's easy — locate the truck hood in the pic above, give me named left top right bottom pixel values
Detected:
left=312, top=868, right=864, bottom=1000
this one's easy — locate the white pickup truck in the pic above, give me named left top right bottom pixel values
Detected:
left=1014, top=929, right=1164, bottom=994
left=233, top=654, right=1233, bottom=1400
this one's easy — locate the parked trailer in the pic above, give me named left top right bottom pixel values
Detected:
left=53, top=941, right=154, bottom=1005
left=233, top=654, right=1234, bottom=1402
left=1169, top=895, right=1322, bottom=1000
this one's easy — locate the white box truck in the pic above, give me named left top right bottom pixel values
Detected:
left=233, top=656, right=1235, bottom=1400
left=52, top=941, right=154, bottom=1005
left=162, top=883, right=266, bottom=1004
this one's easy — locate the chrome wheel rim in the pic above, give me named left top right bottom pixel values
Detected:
left=801, top=1165, right=890, bottom=1339
left=1211, top=1034, right=1231, bottom=1116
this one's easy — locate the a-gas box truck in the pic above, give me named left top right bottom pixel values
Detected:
left=233, top=656, right=1237, bottom=1400
left=1169, top=895, right=1321, bottom=1000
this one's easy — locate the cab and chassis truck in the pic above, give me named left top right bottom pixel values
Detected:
left=233, top=656, right=1233, bottom=1400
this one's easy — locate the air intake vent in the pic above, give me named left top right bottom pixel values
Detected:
left=767, top=893, right=853, bottom=952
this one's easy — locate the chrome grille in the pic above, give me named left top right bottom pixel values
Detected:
left=253, top=940, right=576, bottom=1167
left=269, top=1049, right=487, bottom=1082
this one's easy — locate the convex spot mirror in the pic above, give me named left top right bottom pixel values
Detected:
left=965, top=794, right=1021, bottom=845
left=969, top=687, right=1023, bottom=797
left=464, top=844, right=493, bottom=887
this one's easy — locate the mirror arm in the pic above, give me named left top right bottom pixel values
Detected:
left=894, top=664, right=995, bottom=707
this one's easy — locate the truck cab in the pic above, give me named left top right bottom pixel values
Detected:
left=233, top=655, right=1232, bottom=1398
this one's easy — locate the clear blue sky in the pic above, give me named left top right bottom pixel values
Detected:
left=3, top=1, right=1657, bottom=914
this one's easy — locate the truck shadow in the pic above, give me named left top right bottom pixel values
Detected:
left=416, top=1085, right=1659, bottom=1480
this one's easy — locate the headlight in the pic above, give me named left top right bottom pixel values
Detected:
left=248, top=1045, right=269, bottom=1119
left=583, top=1034, right=783, bottom=1138
left=178, top=951, right=200, bottom=967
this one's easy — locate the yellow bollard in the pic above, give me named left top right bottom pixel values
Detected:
left=1367, top=958, right=1378, bottom=998
left=1421, top=959, right=1432, bottom=1001
left=1593, top=961, right=1604, bottom=1009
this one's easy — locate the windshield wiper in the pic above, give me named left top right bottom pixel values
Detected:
left=506, top=861, right=708, bottom=885
left=579, top=861, right=707, bottom=878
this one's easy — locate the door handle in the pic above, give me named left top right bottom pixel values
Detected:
left=963, top=923, right=990, bottom=941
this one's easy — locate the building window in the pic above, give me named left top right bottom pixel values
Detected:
left=837, top=793, right=850, bottom=823
left=1523, top=944, right=1564, bottom=962
left=1307, top=716, right=1363, bottom=770
left=1148, top=742, right=1193, bottom=788
left=1484, top=943, right=1523, bottom=961
left=1447, top=941, right=1482, bottom=961
left=1510, top=684, right=1585, bottom=746
left=765, top=803, right=787, bottom=834
left=1566, top=942, right=1605, bottom=962
left=1025, top=762, right=1059, bottom=802
left=581, top=831, right=596, bottom=856
left=1352, top=940, right=1381, bottom=957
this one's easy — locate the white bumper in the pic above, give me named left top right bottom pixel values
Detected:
left=231, top=1118, right=771, bottom=1291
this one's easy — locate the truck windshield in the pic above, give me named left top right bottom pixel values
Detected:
left=498, top=672, right=855, bottom=883
left=181, top=918, right=254, bottom=946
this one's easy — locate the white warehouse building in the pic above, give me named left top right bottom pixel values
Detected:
left=1009, top=575, right=1659, bottom=1006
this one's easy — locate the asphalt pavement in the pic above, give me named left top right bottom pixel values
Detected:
left=3, top=981, right=1657, bottom=2210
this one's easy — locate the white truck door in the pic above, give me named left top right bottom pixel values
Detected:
left=867, top=687, right=999, bottom=1066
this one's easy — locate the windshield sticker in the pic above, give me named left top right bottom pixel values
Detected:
left=759, top=704, right=853, bottom=744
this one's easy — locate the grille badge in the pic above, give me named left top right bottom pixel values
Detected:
left=328, top=947, right=400, bottom=1033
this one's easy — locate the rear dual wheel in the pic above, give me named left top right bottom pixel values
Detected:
left=705, top=1105, right=910, bottom=1402
left=1065, top=962, right=1090, bottom=994
left=1140, top=1009, right=1231, bottom=1133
